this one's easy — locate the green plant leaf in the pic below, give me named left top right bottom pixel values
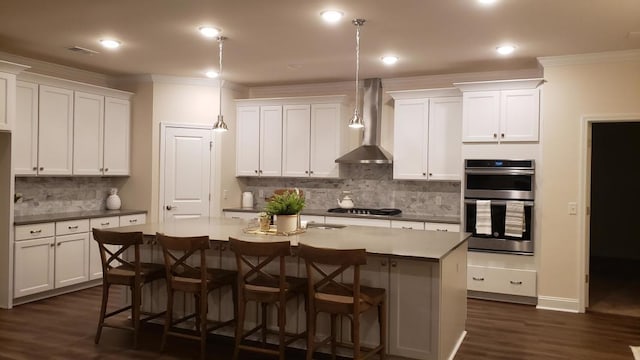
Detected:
left=264, top=191, right=305, bottom=215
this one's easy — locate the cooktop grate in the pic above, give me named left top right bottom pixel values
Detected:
left=327, top=208, right=402, bottom=216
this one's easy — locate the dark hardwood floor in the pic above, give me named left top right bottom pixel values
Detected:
left=1, top=286, right=640, bottom=359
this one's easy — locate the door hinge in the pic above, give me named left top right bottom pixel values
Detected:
left=209, top=141, right=213, bottom=150
left=585, top=274, right=589, bottom=283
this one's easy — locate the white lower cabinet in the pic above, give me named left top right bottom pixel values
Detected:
left=324, top=216, right=391, bottom=228
left=223, top=211, right=260, bottom=220
left=424, top=222, right=460, bottom=232
left=89, top=216, right=120, bottom=280
left=54, top=233, right=89, bottom=287
left=467, top=265, right=536, bottom=297
left=14, top=237, right=55, bottom=298
left=391, top=220, right=425, bottom=230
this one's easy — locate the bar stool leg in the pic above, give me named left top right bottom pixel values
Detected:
left=95, top=282, right=110, bottom=344
left=379, top=300, right=386, bottom=360
left=353, top=314, right=360, bottom=359
left=306, top=311, right=316, bottom=360
left=233, top=293, right=246, bottom=360
left=278, top=300, right=286, bottom=360
left=161, top=288, right=174, bottom=352
left=261, top=302, right=268, bottom=344
left=330, top=314, right=338, bottom=360
left=132, top=283, right=141, bottom=348
left=199, top=293, right=207, bottom=360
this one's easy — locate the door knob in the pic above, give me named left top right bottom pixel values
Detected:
left=166, top=205, right=177, bottom=210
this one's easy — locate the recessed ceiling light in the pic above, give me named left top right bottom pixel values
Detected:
left=478, top=0, right=498, bottom=5
left=205, top=70, right=219, bottom=78
left=321, top=10, right=344, bottom=23
left=199, top=26, right=221, bottom=38
left=496, top=45, right=516, bottom=55
left=381, top=56, right=399, bottom=65
left=99, top=39, right=121, bottom=49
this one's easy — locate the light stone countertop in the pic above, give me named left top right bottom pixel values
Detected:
left=223, top=207, right=461, bottom=225
left=14, top=209, right=147, bottom=225
left=114, top=217, right=470, bottom=261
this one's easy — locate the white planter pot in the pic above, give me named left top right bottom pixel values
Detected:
left=276, top=214, right=298, bottom=233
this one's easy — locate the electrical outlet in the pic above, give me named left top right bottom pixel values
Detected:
left=223, top=190, right=228, bottom=200
left=435, top=196, right=442, bottom=206
left=258, top=189, right=264, bottom=199
left=568, top=202, right=577, bottom=215
left=306, top=190, right=311, bottom=200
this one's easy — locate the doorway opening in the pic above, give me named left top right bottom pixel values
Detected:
left=587, top=121, right=640, bottom=317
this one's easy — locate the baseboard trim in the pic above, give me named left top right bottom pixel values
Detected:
left=468, top=290, right=537, bottom=305
left=536, top=295, right=580, bottom=313
left=447, top=331, right=468, bottom=360
left=13, top=280, right=102, bottom=306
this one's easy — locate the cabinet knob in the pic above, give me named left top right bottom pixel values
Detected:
left=254, top=170, right=258, bottom=174
left=422, top=172, right=426, bottom=176
left=381, top=260, right=387, bottom=266
left=429, top=173, right=432, bottom=176
left=310, top=170, right=314, bottom=174
left=105, top=168, right=109, bottom=172
left=32, top=167, right=37, bottom=171
left=501, top=133, right=505, bottom=138
left=391, top=261, right=397, bottom=267
left=39, top=167, right=44, bottom=171
left=57, top=242, right=62, bottom=246
left=50, top=243, right=55, bottom=248
left=99, top=168, right=104, bottom=172
left=305, top=170, right=309, bottom=174
left=493, top=133, right=497, bottom=138
left=259, top=170, right=263, bottom=174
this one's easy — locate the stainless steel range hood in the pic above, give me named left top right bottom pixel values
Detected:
left=335, top=78, right=392, bottom=164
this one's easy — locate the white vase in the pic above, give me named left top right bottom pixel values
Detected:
left=106, top=188, right=121, bottom=210
left=276, top=214, right=298, bottom=233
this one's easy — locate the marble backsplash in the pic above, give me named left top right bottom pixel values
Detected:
left=14, top=177, right=125, bottom=217
left=239, top=164, right=460, bottom=217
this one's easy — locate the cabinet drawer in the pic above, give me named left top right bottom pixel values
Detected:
left=223, top=211, right=258, bottom=220
left=15, top=223, right=55, bottom=241
left=119, top=213, right=146, bottom=226
left=56, top=219, right=90, bottom=236
left=300, top=215, right=324, bottom=224
left=90, top=216, right=120, bottom=230
left=424, top=222, right=460, bottom=232
left=325, top=216, right=391, bottom=228
left=391, top=220, right=425, bottom=230
left=488, top=267, right=536, bottom=297
left=467, top=265, right=488, bottom=292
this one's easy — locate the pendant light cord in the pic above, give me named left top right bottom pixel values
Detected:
left=218, top=36, right=224, bottom=118
left=354, top=22, right=360, bottom=116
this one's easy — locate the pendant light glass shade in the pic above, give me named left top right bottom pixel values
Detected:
left=213, top=36, right=228, bottom=132
left=349, top=19, right=365, bottom=129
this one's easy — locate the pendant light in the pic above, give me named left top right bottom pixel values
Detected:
left=213, top=35, right=229, bottom=132
left=348, top=19, right=366, bottom=129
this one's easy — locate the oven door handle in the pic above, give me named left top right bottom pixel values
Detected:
left=464, top=199, right=535, bottom=207
left=464, top=169, right=535, bottom=175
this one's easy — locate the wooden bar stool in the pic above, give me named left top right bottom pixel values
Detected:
left=229, top=237, right=307, bottom=360
left=92, top=228, right=166, bottom=348
left=156, top=233, right=237, bottom=360
left=298, top=243, right=386, bottom=360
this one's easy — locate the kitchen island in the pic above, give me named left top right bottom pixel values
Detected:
left=114, top=217, right=469, bottom=360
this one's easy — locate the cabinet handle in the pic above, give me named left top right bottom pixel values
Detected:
left=30, top=230, right=42, bottom=234
left=254, top=170, right=258, bottom=174
left=105, top=168, right=109, bottom=172
left=32, top=167, right=37, bottom=171
left=39, top=167, right=44, bottom=171
left=57, top=242, right=62, bottom=246
left=501, top=133, right=505, bottom=138
left=99, top=168, right=104, bottom=171
left=401, top=226, right=413, bottom=230
left=310, top=170, right=314, bottom=174
left=259, top=170, right=263, bottom=174
left=305, top=170, right=309, bottom=174
left=422, top=172, right=426, bottom=176
left=101, top=222, right=110, bottom=226
left=472, top=277, right=485, bottom=281
left=429, top=173, right=432, bottom=176
left=391, top=261, right=397, bottom=267
left=68, top=225, right=78, bottom=230
left=381, top=260, right=387, bottom=266
left=50, top=243, right=55, bottom=248
left=129, top=219, right=138, bottom=223
left=437, top=229, right=448, bottom=232
left=493, top=133, right=497, bottom=138
left=510, top=280, right=523, bottom=285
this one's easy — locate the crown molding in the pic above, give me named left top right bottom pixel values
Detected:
left=538, top=49, right=640, bottom=68
left=454, top=78, right=544, bottom=92
left=387, top=87, right=461, bottom=100
left=18, top=72, right=133, bottom=99
left=114, top=74, right=247, bottom=92
left=249, top=81, right=353, bottom=98
left=382, top=68, right=543, bottom=91
left=235, top=94, right=348, bottom=106
left=0, top=60, right=30, bottom=74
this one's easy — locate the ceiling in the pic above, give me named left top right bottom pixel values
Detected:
left=1, top=0, right=639, bottom=87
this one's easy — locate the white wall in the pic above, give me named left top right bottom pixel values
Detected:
left=538, top=54, right=640, bottom=309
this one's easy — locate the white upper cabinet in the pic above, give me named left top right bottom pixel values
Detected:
left=236, top=96, right=346, bottom=178
left=455, top=78, right=543, bottom=143
left=236, top=105, right=261, bottom=176
left=0, top=61, right=29, bottom=132
left=73, top=91, right=104, bottom=175
left=259, top=105, right=283, bottom=177
left=309, top=103, right=343, bottom=178
left=39, top=85, right=74, bottom=175
left=103, top=97, right=130, bottom=175
left=390, top=88, right=462, bottom=181
left=282, top=104, right=311, bottom=177
left=14, top=81, right=39, bottom=175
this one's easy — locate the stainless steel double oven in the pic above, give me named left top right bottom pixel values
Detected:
left=464, top=159, right=535, bottom=255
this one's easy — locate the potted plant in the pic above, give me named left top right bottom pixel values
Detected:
left=264, top=189, right=305, bottom=233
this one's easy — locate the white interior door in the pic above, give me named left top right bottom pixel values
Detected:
left=163, top=126, right=212, bottom=221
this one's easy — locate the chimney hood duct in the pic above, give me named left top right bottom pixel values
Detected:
left=336, top=78, right=392, bottom=164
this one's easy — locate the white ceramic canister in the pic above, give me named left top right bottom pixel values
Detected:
left=106, top=188, right=122, bottom=210
left=242, top=192, right=254, bottom=208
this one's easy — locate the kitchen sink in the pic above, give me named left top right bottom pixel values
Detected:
left=306, top=223, right=346, bottom=230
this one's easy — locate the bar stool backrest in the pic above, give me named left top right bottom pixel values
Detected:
left=92, top=229, right=143, bottom=279
left=229, top=238, right=291, bottom=291
left=155, top=233, right=210, bottom=291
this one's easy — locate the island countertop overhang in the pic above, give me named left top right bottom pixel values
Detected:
left=112, top=217, right=470, bottom=261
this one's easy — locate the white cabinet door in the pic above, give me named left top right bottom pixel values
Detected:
left=223, top=211, right=259, bottom=220
left=259, top=105, right=283, bottom=177
left=0, top=72, right=9, bottom=131
left=424, top=222, right=460, bottom=232
left=73, top=91, right=104, bottom=175
left=500, top=89, right=540, bottom=142
left=324, top=216, right=391, bottom=228
left=119, top=213, right=146, bottom=227
left=310, top=103, right=341, bottom=178
left=14, top=81, right=38, bottom=175
left=103, top=97, right=130, bottom=175
left=89, top=216, right=120, bottom=280
left=38, top=85, right=74, bottom=175
left=389, top=258, right=438, bottom=359
left=236, top=105, right=260, bottom=176
left=282, top=104, right=311, bottom=177
left=54, top=233, right=89, bottom=288
left=14, top=237, right=55, bottom=297
left=428, top=97, right=462, bottom=181
left=391, top=220, right=425, bottom=230
left=393, top=99, right=429, bottom=180
left=461, top=91, right=500, bottom=143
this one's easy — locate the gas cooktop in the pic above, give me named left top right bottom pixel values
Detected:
left=327, top=208, right=402, bottom=216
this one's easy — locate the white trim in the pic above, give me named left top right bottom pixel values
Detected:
left=536, top=295, right=580, bottom=313
left=117, top=74, right=247, bottom=92
left=0, top=60, right=29, bottom=75
left=538, top=49, right=640, bottom=68
left=249, top=80, right=354, bottom=98
left=578, top=114, right=640, bottom=312
left=387, top=87, right=460, bottom=100
left=18, top=72, right=132, bottom=99
left=235, top=94, right=348, bottom=106
left=158, top=123, right=214, bottom=223
left=446, top=331, right=467, bottom=360
left=382, top=68, right=543, bottom=91
left=454, top=78, right=544, bottom=92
